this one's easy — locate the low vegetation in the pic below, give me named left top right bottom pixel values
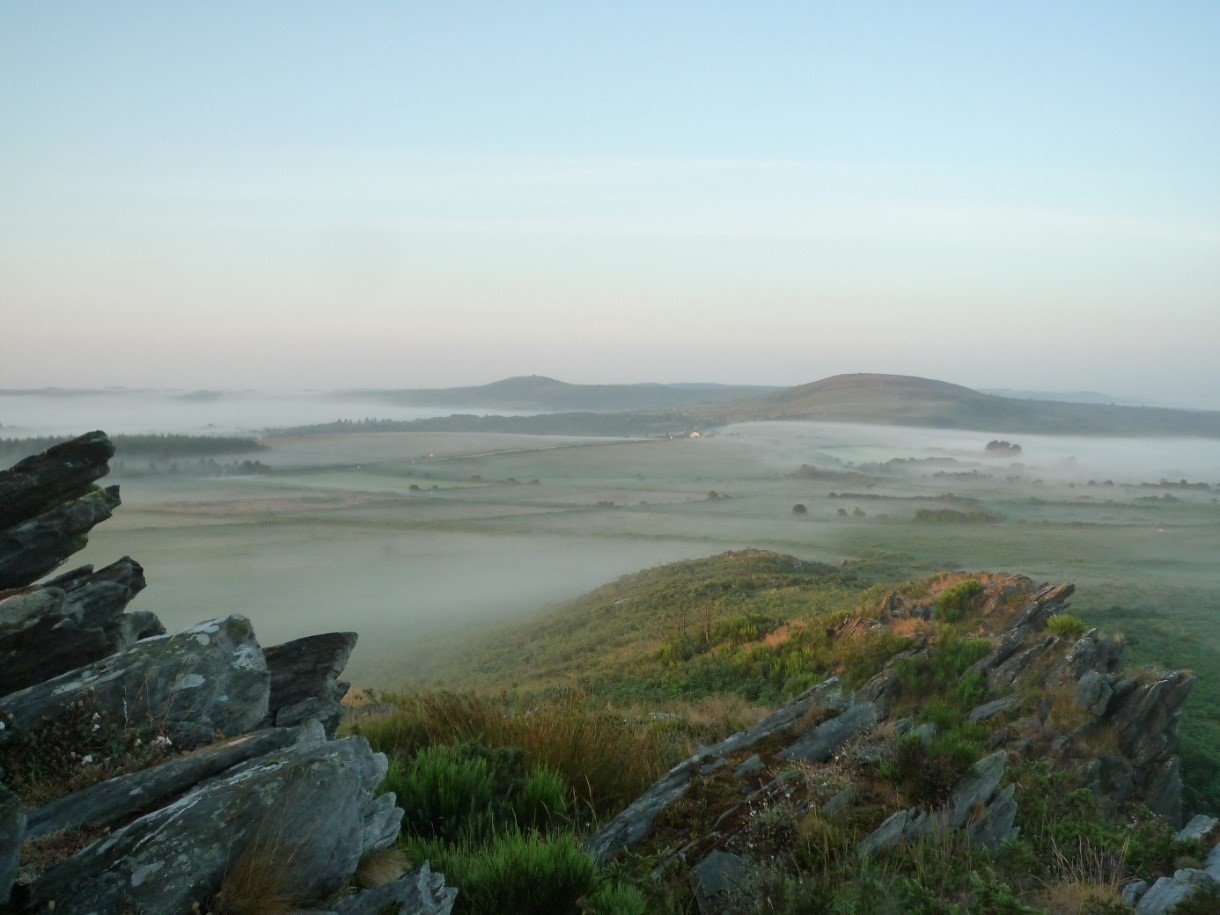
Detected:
left=348, top=558, right=1218, bottom=912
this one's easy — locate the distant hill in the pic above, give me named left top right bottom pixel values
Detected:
left=334, top=375, right=778, bottom=412
left=980, top=388, right=1147, bottom=406
left=697, top=373, right=1220, bottom=437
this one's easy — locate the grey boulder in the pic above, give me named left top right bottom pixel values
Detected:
left=0, top=485, right=120, bottom=590
left=690, top=850, right=750, bottom=915
left=333, top=863, right=457, bottom=914
left=0, top=615, right=268, bottom=749
left=262, top=632, right=357, bottom=736
left=26, top=725, right=306, bottom=838
left=26, top=736, right=399, bottom=913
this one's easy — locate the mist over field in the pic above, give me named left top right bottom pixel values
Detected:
left=42, top=416, right=1214, bottom=688
left=0, top=389, right=533, bottom=436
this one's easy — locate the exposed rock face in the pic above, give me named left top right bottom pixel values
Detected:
left=587, top=677, right=855, bottom=864
left=690, top=850, right=749, bottom=914
left=26, top=725, right=307, bottom=839
left=333, top=863, right=458, bottom=914
left=0, top=786, right=22, bottom=905
left=0, top=485, right=120, bottom=589
left=0, top=557, right=159, bottom=694
left=860, top=752, right=1018, bottom=854
left=0, top=431, right=114, bottom=531
left=25, top=736, right=394, bottom=912
left=262, top=631, right=358, bottom=736
left=0, top=434, right=456, bottom=912
left=0, top=615, right=270, bottom=749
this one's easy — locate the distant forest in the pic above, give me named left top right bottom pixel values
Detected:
left=0, top=434, right=266, bottom=462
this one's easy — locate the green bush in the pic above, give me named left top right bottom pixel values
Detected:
left=386, top=742, right=567, bottom=843
left=1046, top=614, right=1088, bottom=640
left=933, top=580, right=984, bottom=622
left=407, top=830, right=597, bottom=915
left=582, top=882, right=649, bottom=915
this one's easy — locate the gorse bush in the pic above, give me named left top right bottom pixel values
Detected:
left=1046, top=613, right=1088, bottom=640
left=384, top=742, right=568, bottom=843
left=581, top=882, right=649, bottom=915
left=405, top=829, right=598, bottom=915
left=933, top=579, right=984, bottom=622
left=896, top=630, right=991, bottom=698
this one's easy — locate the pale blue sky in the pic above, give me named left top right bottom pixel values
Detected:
left=2, top=2, right=1218, bottom=404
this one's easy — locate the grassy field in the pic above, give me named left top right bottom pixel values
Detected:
left=71, top=422, right=1220, bottom=808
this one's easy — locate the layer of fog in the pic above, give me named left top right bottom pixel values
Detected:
left=718, top=421, right=1220, bottom=484
left=0, top=389, right=535, bottom=437
left=72, top=527, right=714, bottom=684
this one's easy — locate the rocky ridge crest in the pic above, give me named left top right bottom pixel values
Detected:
left=0, top=433, right=455, bottom=913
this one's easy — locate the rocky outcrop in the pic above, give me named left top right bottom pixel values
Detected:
left=0, top=431, right=114, bottom=531
left=0, top=435, right=454, bottom=911
left=262, top=631, right=358, bottom=736
left=26, top=725, right=309, bottom=838
left=0, top=786, right=22, bottom=905
left=860, top=752, right=1018, bottom=854
left=25, top=736, right=394, bottom=912
left=0, top=615, right=270, bottom=749
left=333, top=863, right=458, bottom=914
left=587, top=677, right=858, bottom=864
left=0, top=557, right=160, bottom=694
left=0, top=485, right=120, bottom=589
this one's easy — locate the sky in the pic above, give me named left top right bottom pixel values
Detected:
left=2, top=2, right=1218, bottom=406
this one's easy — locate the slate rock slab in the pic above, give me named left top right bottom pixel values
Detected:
left=0, top=615, right=268, bottom=749
left=333, top=863, right=458, bottom=914
left=26, top=736, right=396, bottom=913
left=0, top=431, right=113, bottom=531
left=26, top=725, right=305, bottom=838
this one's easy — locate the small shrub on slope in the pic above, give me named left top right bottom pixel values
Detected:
left=933, top=579, right=984, bottom=622
left=1046, top=613, right=1088, bottom=640
left=405, top=829, right=597, bottom=915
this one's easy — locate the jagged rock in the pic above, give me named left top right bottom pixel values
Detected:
left=1053, top=630, right=1122, bottom=682
left=1110, top=672, right=1194, bottom=768
left=913, top=723, right=937, bottom=747
left=0, top=431, right=113, bottom=531
left=0, top=485, right=120, bottom=590
left=859, top=751, right=1016, bottom=854
left=25, top=736, right=397, bottom=913
left=26, top=725, right=307, bottom=838
left=1073, top=669, right=1114, bottom=717
left=1121, top=879, right=1149, bottom=906
left=876, top=590, right=912, bottom=617
left=0, top=785, right=22, bottom=905
left=733, top=754, right=764, bottom=778
left=333, top=863, right=457, bottom=914
left=1135, top=875, right=1207, bottom=913
left=0, top=558, right=160, bottom=695
left=965, top=783, right=1018, bottom=850
left=822, top=786, right=854, bottom=815
left=778, top=701, right=878, bottom=763
left=0, top=615, right=269, bottom=749
left=1176, top=814, right=1219, bottom=843
left=860, top=808, right=927, bottom=855
left=361, top=790, right=405, bottom=854
left=946, top=751, right=1007, bottom=829
left=262, top=632, right=357, bottom=736
left=859, top=648, right=924, bottom=715
left=690, top=850, right=749, bottom=915
left=588, top=678, right=846, bottom=863
left=986, top=636, right=1058, bottom=692
left=968, top=696, right=1021, bottom=724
